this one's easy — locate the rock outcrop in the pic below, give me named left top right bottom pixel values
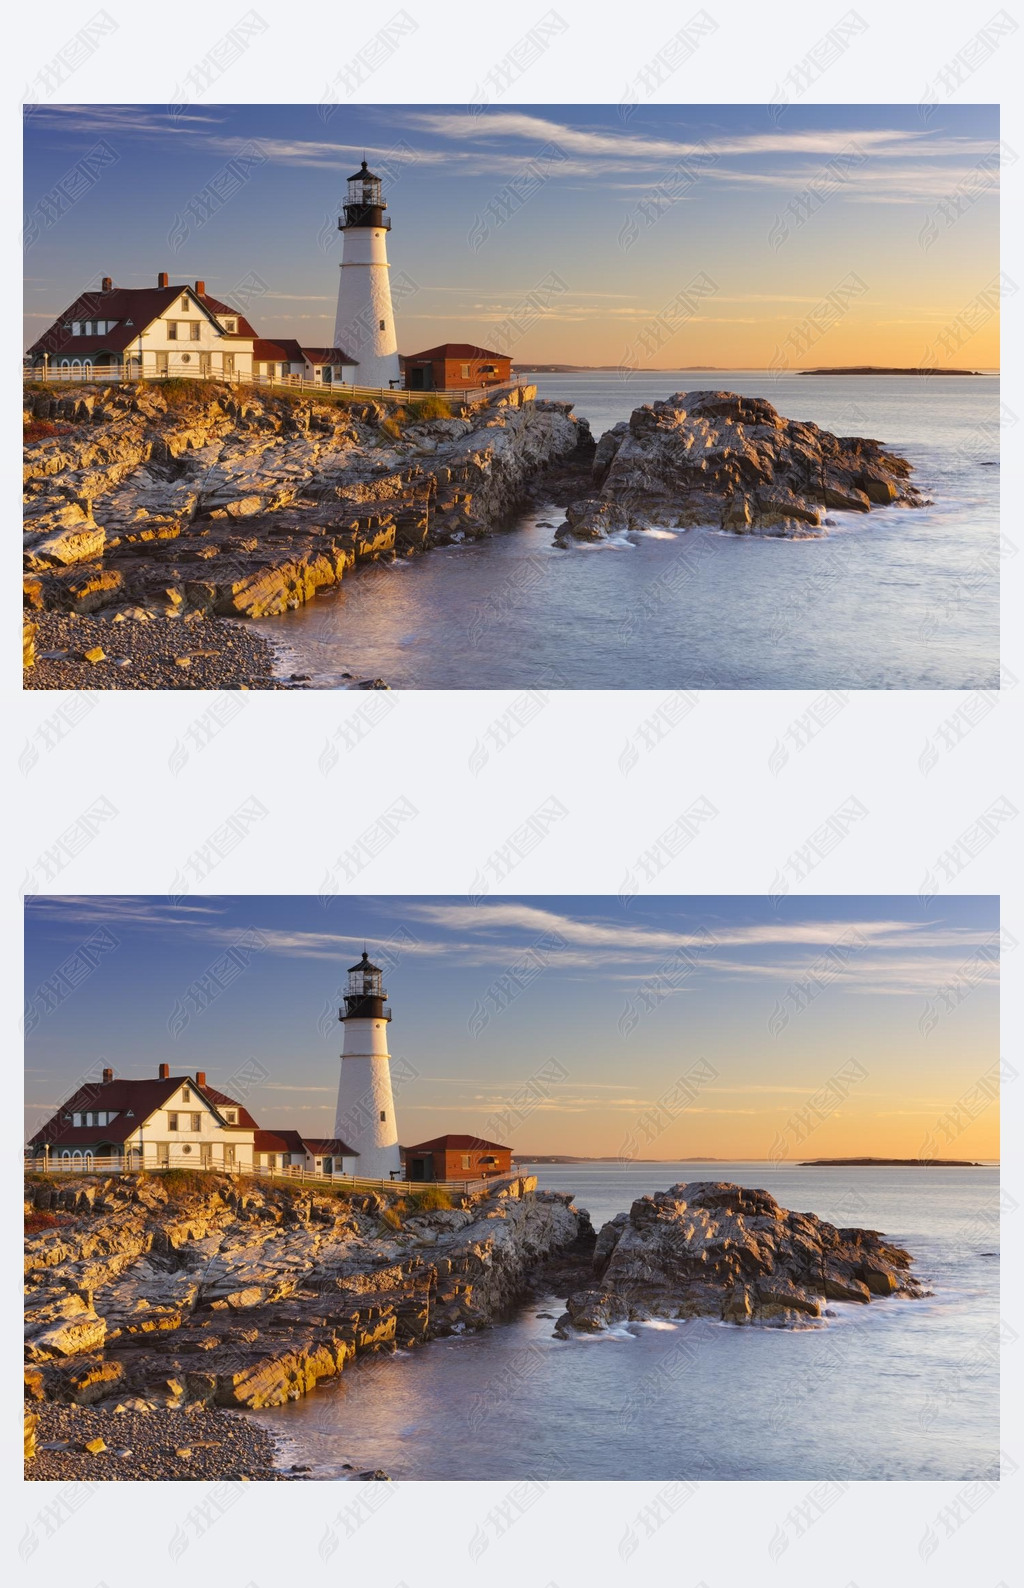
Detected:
left=554, top=1181, right=927, bottom=1334
left=555, top=389, right=926, bottom=543
left=23, top=384, right=590, bottom=621
left=25, top=1173, right=591, bottom=1410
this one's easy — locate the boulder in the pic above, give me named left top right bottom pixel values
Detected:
left=563, top=1181, right=925, bottom=1331
left=24, top=519, right=106, bottom=571
left=558, top=389, right=923, bottom=543
left=554, top=497, right=628, bottom=545
left=823, top=1273, right=871, bottom=1304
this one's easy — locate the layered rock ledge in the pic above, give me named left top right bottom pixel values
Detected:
left=24, top=1173, right=591, bottom=1420
left=555, top=1181, right=927, bottom=1334
left=555, top=390, right=926, bottom=544
left=23, top=382, right=592, bottom=631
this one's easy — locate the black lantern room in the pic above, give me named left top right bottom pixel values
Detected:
left=340, top=950, right=391, bottom=1021
left=340, top=161, right=391, bottom=231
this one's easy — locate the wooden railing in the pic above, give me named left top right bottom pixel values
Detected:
left=25, top=1155, right=531, bottom=1198
left=23, top=367, right=526, bottom=407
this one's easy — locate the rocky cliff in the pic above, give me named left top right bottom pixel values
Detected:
left=555, top=389, right=925, bottom=543
left=24, top=1173, right=592, bottom=1411
left=555, top=1181, right=927, bottom=1333
left=23, top=383, right=592, bottom=622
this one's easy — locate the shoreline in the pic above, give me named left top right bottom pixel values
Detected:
left=24, top=611, right=298, bottom=691
left=23, top=382, right=592, bottom=695
left=26, top=1402, right=292, bottom=1481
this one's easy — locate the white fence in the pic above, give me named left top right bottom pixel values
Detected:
left=26, top=1155, right=530, bottom=1198
left=24, top=366, right=525, bottom=407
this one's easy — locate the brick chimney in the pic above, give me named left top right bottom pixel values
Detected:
left=196, top=1071, right=207, bottom=1088
left=159, top=1062, right=170, bottom=1079
left=102, top=1066, right=113, bottom=1084
left=101, top=277, right=112, bottom=293
left=158, top=271, right=169, bottom=288
left=194, top=280, right=205, bottom=296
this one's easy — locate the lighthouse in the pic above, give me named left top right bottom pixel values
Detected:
left=334, top=160, right=401, bottom=391
left=335, top=951, right=401, bottom=1179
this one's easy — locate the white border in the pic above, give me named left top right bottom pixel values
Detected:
left=7, top=2, right=1021, bottom=1584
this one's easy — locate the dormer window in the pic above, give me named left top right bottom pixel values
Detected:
left=223, top=319, right=236, bottom=333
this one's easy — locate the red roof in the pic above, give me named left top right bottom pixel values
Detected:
left=27, top=282, right=256, bottom=358
left=302, top=1137, right=358, bottom=1157
left=404, top=1134, right=511, bottom=1153
left=253, top=1129, right=291, bottom=1152
left=260, top=338, right=358, bottom=368
left=253, top=338, right=290, bottom=362
left=195, top=292, right=259, bottom=340
left=28, top=1074, right=254, bottom=1147
left=258, top=1129, right=358, bottom=1157
left=301, top=346, right=357, bottom=366
left=195, top=1083, right=258, bottom=1130
left=260, top=1128, right=307, bottom=1155
left=403, top=343, right=509, bottom=363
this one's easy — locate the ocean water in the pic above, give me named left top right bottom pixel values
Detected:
left=257, top=371, right=1000, bottom=690
left=251, top=1161, right=1000, bottom=1481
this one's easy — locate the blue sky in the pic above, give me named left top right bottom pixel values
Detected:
left=24, top=895, right=1000, bottom=1159
left=23, top=104, right=1000, bottom=366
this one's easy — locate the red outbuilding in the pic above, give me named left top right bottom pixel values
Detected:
left=403, top=1133, right=513, bottom=1182
left=402, top=343, right=511, bottom=392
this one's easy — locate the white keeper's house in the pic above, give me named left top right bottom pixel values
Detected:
left=27, top=1063, right=359, bottom=1176
left=26, top=273, right=358, bottom=386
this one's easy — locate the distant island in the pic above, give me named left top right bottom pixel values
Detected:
left=799, top=366, right=981, bottom=376
left=799, top=1156, right=982, bottom=1167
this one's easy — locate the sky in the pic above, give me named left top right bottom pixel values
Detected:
left=24, top=895, right=1000, bottom=1161
left=23, top=103, right=1000, bottom=368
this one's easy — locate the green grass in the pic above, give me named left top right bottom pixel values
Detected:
left=406, top=394, right=452, bottom=421
left=408, top=1187, right=452, bottom=1211
left=154, top=1169, right=209, bottom=1194
left=159, top=378, right=205, bottom=409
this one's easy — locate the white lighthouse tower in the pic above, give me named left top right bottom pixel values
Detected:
left=335, top=950, right=401, bottom=1179
left=334, top=160, right=401, bottom=391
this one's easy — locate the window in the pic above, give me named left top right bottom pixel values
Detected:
left=223, top=319, right=236, bottom=332
left=224, top=1109, right=236, bottom=1123
left=191, top=1113, right=201, bottom=1132
left=181, top=1088, right=190, bottom=1101
left=167, top=321, right=178, bottom=339
left=461, top=364, right=471, bottom=379
left=380, top=1110, right=386, bottom=1122
left=462, top=1155, right=472, bottom=1169
left=191, top=321, right=201, bottom=341
left=180, top=297, right=189, bottom=312
left=168, top=1113, right=179, bottom=1131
